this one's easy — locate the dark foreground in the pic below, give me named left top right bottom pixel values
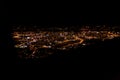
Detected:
left=16, top=37, right=120, bottom=66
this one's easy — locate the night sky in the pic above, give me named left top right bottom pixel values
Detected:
left=7, top=1, right=120, bottom=26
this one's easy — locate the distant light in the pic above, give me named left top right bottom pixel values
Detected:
left=46, top=34, right=49, bottom=36
left=13, top=35, right=20, bottom=38
left=62, top=47, right=66, bottom=50
left=33, top=39, right=37, bottom=42
left=15, top=44, right=27, bottom=48
left=42, top=45, right=51, bottom=48
left=82, top=43, right=86, bottom=46
left=49, top=43, right=52, bottom=45
left=27, top=37, right=30, bottom=39
left=97, top=32, right=99, bottom=33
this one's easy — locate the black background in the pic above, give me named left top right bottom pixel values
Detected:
left=104, top=72, right=120, bottom=80
left=7, top=1, right=120, bottom=26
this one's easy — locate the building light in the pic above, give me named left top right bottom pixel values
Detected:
left=82, top=43, right=86, bottom=46
left=27, top=37, right=30, bottom=39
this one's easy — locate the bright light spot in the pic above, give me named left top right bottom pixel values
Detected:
left=82, top=43, right=86, bottom=45
left=27, top=37, right=30, bottom=39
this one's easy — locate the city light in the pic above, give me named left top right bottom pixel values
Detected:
left=13, top=26, right=120, bottom=59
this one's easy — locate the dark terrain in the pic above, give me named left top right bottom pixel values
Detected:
left=16, top=37, right=120, bottom=66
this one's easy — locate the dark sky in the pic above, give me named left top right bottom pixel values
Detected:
left=7, top=1, right=120, bottom=26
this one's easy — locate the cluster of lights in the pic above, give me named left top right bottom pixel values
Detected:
left=13, top=27, right=120, bottom=59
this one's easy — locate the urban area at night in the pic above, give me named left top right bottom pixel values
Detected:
left=6, top=1, right=120, bottom=79
left=13, top=25, right=120, bottom=61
